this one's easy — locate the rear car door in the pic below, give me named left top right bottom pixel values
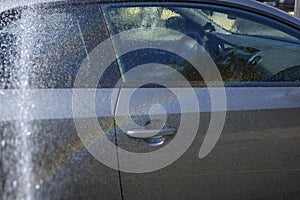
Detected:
left=103, top=2, right=300, bottom=199
left=0, top=2, right=122, bottom=199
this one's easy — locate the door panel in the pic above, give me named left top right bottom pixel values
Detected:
left=115, top=87, right=300, bottom=200
left=104, top=2, right=300, bottom=200
left=0, top=3, right=122, bottom=199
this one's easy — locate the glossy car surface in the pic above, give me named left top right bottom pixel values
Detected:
left=1, top=0, right=300, bottom=199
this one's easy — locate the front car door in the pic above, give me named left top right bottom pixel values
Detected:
left=103, top=1, right=300, bottom=199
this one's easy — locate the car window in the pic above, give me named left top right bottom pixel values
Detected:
left=204, top=11, right=298, bottom=41
left=103, top=3, right=300, bottom=87
left=0, top=3, right=119, bottom=89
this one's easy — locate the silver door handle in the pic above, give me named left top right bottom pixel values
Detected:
left=126, top=127, right=177, bottom=139
left=125, top=127, right=177, bottom=147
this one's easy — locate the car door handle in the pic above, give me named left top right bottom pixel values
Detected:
left=126, top=126, right=177, bottom=138
left=125, top=126, right=177, bottom=146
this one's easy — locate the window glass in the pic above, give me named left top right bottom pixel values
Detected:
left=103, top=4, right=300, bottom=86
left=206, top=12, right=298, bottom=41
left=0, top=4, right=119, bottom=89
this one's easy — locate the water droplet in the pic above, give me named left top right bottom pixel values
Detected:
left=12, top=180, right=17, bottom=188
left=1, top=140, right=5, bottom=147
left=27, top=183, right=31, bottom=188
left=35, top=184, right=40, bottom=190
left=26, top=131, right=31, bottom=136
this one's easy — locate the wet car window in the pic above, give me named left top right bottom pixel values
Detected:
left=0, top=4, right=119, bottom=89
left=198, top=10, right=298, bottom=41
left=103, top=4, right=300, bottom=86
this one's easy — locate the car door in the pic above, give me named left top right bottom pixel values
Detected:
left=0, top=2, right=122, bottom=199
left=103, top=2, right=300, bottom=199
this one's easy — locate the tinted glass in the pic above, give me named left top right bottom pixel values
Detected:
left=0, top=3, right=119, bottom=89
left=103, top=3, right=300, bottom=86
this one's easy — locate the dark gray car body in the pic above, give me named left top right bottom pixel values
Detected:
left=1, top=0, right=300, bottom=199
